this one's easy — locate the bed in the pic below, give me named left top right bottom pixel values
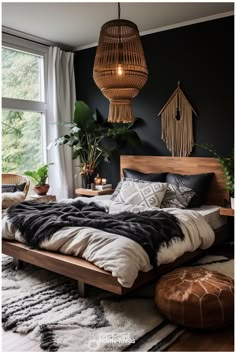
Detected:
left=2, top=156, right=229, bottom=296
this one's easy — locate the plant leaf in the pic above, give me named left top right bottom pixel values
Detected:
left=73, top=101, right=95, bottom=131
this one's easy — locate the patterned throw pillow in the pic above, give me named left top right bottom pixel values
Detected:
left=114, top=181, right=167, bottom=208
left=110, top=179, right=124, bottom=201
left=111, top=177, right=156, bottom=201
left=166, top=173, right=214, bottom=207
left=161, top=183, right=195, bottom=209
left=111, top=171, right=167, bottom=202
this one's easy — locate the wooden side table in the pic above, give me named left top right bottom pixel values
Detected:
left=75, top=188, right=114, bottom=197
left=27, top=195, right=56, bottom=203
left=219, top=208, right=234, bottom=243
left=219, top=208, right=234, bottom=216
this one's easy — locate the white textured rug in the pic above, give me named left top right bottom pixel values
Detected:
left=2, top=255, right=234, bottom=352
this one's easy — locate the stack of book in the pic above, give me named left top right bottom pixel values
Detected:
left=95, top=184, right=112, bottom=190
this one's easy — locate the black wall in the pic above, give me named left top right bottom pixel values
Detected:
left=74, top=16, right=234, bottom=187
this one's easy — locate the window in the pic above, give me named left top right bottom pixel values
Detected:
left=2, top=110, right=44, bottom=173
left=2, top=47, right=44, bottom=101
left=2, top=37, right=47, bottom=174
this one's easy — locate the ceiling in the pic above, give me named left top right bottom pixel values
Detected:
left=2, top=2, right=234, bottom=49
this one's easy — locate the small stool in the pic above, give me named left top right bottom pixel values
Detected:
left=155, top=267, right=234, bottom=329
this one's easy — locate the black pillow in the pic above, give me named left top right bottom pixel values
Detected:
left=2, top=182, right=26, bottom=193
left=123, top=168, right=167, bottom=182
left=165, top=173, right=214, bottom=208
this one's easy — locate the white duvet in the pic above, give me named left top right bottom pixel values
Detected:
left=2, top=196, right=215, bottom=288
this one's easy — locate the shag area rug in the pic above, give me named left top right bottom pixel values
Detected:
left=2, top=255, right=233, bottom=352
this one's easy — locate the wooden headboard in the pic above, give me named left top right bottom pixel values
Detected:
left=120, top=156, right=228, bottom=206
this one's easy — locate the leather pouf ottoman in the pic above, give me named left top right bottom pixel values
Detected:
left=155, top=267, right=234, bottom=329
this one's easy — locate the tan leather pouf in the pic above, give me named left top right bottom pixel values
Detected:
left=155, top=267, right=234, bottom=329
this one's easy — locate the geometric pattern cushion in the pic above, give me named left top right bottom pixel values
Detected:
left=111, top=177, right=155, bottom=201
left=111, top=177, right=147, bottom=201
left=111, top=170, right=167, bottom=202
left=155, top=268, right=234, bottom=329
left=114, top=181, right=167, bottom=208
left=110, top=178, right=125, bottom=201
left=161, top=183, right=195, bottom=209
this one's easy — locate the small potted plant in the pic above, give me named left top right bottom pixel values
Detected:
left=197, top=144, right=234, bottom=208
left=24, top=163, right=53, bottom=196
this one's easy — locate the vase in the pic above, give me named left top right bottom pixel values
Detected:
left=81, top=174, right=95, bottom=189
left=82, top=175, right=88, bottom=189
left=231, top=197, right=234, bottom=209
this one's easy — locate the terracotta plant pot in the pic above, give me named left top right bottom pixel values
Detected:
left=34, top=184, right=50, bottom=196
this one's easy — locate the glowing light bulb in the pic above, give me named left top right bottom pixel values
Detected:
left=117, top=64, right=123, bottom=76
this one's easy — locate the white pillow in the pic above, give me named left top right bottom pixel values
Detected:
left=2, top=192, right=25, bottom=209
left=114, top=181, right=167, bottom=208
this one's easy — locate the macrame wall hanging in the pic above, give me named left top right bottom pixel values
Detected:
left=158, top=82, right=197, bottom=157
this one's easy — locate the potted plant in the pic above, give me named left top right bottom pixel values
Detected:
left=24, top=163, right=53, bottom=196
left=197, top=144, right=234, bottom=208
left=48, top=100, right=141, bottom=188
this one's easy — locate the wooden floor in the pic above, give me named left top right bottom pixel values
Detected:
left=167, top=327, right=234, bottom=352
left=2, top=326, right=234, bottom=352
left=2, top=244, right=234, bottom=352
left=2, top=331, right=43, bottom=352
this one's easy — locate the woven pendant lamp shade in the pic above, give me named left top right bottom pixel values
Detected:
left=93, top=19, right=148, bottom=123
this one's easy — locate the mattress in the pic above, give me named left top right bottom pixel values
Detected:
left=63, top=196, right=227, bottom=231
left=190, top=205, right=227, bottom=230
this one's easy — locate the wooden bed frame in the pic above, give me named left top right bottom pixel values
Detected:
left=2, top=156, right=228, bottom=296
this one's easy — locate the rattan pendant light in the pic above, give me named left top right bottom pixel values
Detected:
left=93, top=3, right=148, bottom=123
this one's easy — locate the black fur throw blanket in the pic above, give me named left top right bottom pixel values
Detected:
left=6, top=200, right=184, bottom=268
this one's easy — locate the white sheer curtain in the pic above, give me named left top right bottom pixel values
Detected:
left=46, top=46, right=76, bottom=200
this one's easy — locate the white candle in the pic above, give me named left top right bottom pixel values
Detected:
left=101, top=178, right=107, bottom=185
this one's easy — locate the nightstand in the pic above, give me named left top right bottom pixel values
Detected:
left=75, top=188, right=114, bottom=197
left=27, top=194, right=56, bottom=203
left=219, top=208, right=234, bottom=216
left=219, top=208, right=234, bottom=243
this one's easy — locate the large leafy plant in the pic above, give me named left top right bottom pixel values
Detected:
left=24, top=163, right=53, bottom=186
left=49, top=101, right=141, bottom=175
left=197, top=144, right=234, bottom=197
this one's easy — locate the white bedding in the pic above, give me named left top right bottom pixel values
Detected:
left=190, top=205, right=227, bottom=229
left=2, top=196, right=217, bottom=288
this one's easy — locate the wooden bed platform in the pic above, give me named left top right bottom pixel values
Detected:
left=2, top=239, right=207, bottom=295
left=2, top=156, right=228, bottom=296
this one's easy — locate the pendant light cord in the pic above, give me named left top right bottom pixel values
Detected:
left=118, top=2, right=121, bottom=19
